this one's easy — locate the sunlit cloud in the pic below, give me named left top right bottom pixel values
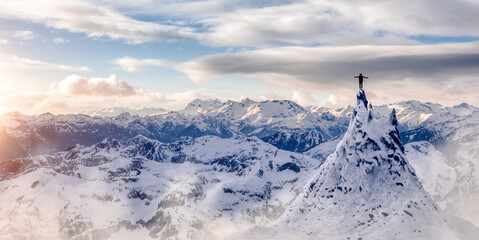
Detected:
left=113, top=57, right=175, bottom=72
left=175, top=41, right=479, bottom=84
left=292, top=91, right=319, bottom=107
left=0, top=54, right=91, bottom=72
left=262, top=92, right=289, bottom=101
left=58, top=74, right=138, bottom=97
left=52, top=37, right=69, bottom=44
left=2, top=0, right=479, bottom=46
left=107, top=40, right=479, bottom=106
left=1, top=0, right=479, bottom=113
left=196, top=0, right=479, bottom=47
left=0, top=73, right=219, bottom=115
left=171, top=41, right=479, bottom=106
left=92, top=0, right=479, bottom=47
left=0, top=0, right=193, bottom=44
left=13, top=30, right=38, bottom=40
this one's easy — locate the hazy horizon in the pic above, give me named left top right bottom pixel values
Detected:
left=1, top=92, right=477, bottom=117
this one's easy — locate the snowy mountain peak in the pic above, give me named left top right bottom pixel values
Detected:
left=114, top=112, right=131, bottom=121
left=240, top=97, right=254, bottom=104
left=356, top=88, right=369, bottom=109
left=453, top=102, right=472, bottom=110
left=250, top=89, right=477, bottom=240
left=94, top=138, right=123, bottom=151
left=181, top=98, right=223, bottom=114
left=297, top=91, right=417, bottom=210
left=351, top=89, right=370, bottom=123
left=390, top=108, right=398, bottom=126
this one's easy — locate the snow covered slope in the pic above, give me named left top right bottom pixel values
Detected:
left=374, top=101, right=476, bottom=132
left=311, top=100, right=476, bottom=133
left=1, top=91, right=479, bottom=239
left=307, top=137, right=479, bottom=229
left=400, top=108, right=479, bottom=226
left=0, top=135, right=321, bottom=240
left=1, top=97, right=474, bottom=162
left=0, top=99, right=350, bottom=161
left=231, top=90, right=478, bottom=240
left=180, top=98, right=349, bottom=152
left=1, top=97, right=479, bottom=231
left=405, top=142, right=457, bottom=204
left=296, top=99, right=479, bottom=228
left=0, top=111, right=235, bottom=161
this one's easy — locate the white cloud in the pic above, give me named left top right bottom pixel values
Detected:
left=0, top=0, right=193, bottom=43
left=176, top=41, right=479, bottom=84
left=0, top=38, right=8, bottom=44
left=292, top=91, right=319, bottom=107
left=58, top=74, right=137, bottom=97
left=2, top=0, right=479, bottom=112
left=195, top=0, right=479, bottom=47
left=53, top=37, right=69, bottom=43
left=0, top=74, right=218, bottom=115
left=13, top=30, right=38, bottom=40
left=114, top=57, right=175, bottom=72
left=96, top=0, right=479, bottom=46
left=196, top=1, right=354, bottom=47
left=319, top=93, right=353, bottom=108
left=109, top=40, right=479, bottom=106
left=3, top=0, right=479, bottom=47
left=0, top=54, right=91, bottom=72
left=262, top=91, right=290, bottom=101
left=171, top=41, right=479, bottom=106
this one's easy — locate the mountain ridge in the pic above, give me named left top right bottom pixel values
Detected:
left=230, top=89, right=478, bottom=240
left=1, top=95, right=479, bottom=233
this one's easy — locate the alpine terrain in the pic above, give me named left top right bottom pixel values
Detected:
left=230, top=90, right=479, bottom=240
left=0, top=91, right=478, bottom=239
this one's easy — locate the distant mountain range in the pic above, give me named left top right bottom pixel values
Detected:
left=0, top=95, right=478, bottom=239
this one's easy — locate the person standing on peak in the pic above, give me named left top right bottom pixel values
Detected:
left=354, top=73, right=368, bottom=89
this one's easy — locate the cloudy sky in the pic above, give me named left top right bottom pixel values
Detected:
left=1, top=0, right=479, bottom=114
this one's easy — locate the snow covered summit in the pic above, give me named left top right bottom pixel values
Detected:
left=232, top=89, right=478, bottom=240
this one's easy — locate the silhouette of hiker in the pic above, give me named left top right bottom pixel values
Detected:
left=354, top=73, right=368, bottom=89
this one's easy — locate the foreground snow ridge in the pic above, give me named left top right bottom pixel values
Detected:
left=231, top=89, right=478, bottom=240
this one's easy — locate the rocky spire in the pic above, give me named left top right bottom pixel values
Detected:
left=271, top=88, right=468, bottom=240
